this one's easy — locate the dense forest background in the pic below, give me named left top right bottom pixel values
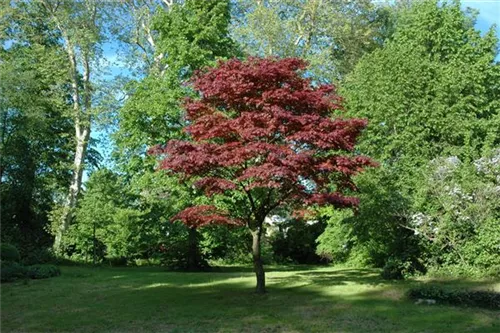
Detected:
left=1, top=0, right=499, bottom=279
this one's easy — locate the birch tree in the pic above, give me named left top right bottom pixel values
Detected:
left=40, top=0, right=104, bottom=253
left=111, top=0, right=178, bottom=76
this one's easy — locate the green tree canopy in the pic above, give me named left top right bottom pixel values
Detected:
left=0, top=1, right=74, bottom=255
left=344, top=0, right=499, bottom=176
left=318, top=0, right=500, bottom=274
left=232, top=0, right=391, bottom=82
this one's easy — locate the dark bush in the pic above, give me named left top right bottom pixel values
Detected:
left=22, top=247, right=55, bottom=266
left=158, top=241, right=191, bottom=269
left=270, top=219, right=326, bottom=264
left=156, top=223, right=211, bottom=270
left=1, top=243, right=21, bottom=262
left=105, top=256, right=128, bottom=267
left=381, top=255, right=427, bottom=280
left=1, top=261, right=27, bottom=282
left=200, top=225, right=251, bottom=265
left=26, top=264, right=61, bottom=279
left=408, top=286, right=500, bottom=310
left=381, top=257, right=408, bottom=280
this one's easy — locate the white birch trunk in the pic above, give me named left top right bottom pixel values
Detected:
left=54, top=126, right=89, bottom=251
left=47, top=0, right=95, bottom=252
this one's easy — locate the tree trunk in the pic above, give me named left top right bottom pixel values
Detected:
left=51, top=26, right=92, bottom=254
left=252, top=227, right=266, bottom=294
left=92, top=221, right=97, bottom=265
left=54, top=127, right=89, bottom=253
left=187, top=226, right=200, bottom=270
left=0, top=161, right=3, bottom=185
left=186, top=227, right=208, bottom=271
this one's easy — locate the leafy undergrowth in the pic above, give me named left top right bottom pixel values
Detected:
left=408, top=286, right=500, bottom=309
left=1, top=266, right=499, bottom=333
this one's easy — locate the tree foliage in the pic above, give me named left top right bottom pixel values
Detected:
left=232, top=0, right=391, bottom=82
left=115, top=0, right=238, bottom=165
left=151, top=57, right=373, bottom=292
left=108, top=0, right=241, bottom=270
left=0, top=1, right=73, bottom=256
left=4, top=0, right=499, bottom=281
left=345, top=0, right=499, bottom=170
left=318, top=0, right=500, bottom=277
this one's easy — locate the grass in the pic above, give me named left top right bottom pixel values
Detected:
left=1, top=265, right=499, bottom=333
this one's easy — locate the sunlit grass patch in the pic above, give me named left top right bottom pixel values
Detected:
left=1, top=265, right=499, bottom=332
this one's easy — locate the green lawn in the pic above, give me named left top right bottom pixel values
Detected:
left=1, top=265, right=499, bottom=332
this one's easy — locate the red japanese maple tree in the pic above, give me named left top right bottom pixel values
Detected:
left=150, top=57, right=374, bottom=293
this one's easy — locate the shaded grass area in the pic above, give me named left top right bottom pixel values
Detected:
left=1, top=265, right=499, bottom=332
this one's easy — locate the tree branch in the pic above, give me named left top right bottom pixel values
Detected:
left=398, top=223, right=436, bottom=242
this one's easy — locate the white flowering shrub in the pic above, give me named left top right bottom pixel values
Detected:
left=410, top=152, right=500, bottom=269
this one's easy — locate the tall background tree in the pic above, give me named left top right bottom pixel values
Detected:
left=317, top=0, right=500, bottom=277
left=111, top=0, right=176, bottom=76
left=231, top=0, right=392, bottom=82
left=0, top=1, right=74, bottom=261
left=81, top=0, right=241, bottom=269
left=39, top=0, right=106, bottom=253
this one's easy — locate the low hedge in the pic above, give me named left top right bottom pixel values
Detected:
left=1, top=261, right=28, bottom=282
left=27, top=264, right=61, bottom=279
left=408, top=286, right=500, bottom=310
left=1, top=262, right=61, bottom=282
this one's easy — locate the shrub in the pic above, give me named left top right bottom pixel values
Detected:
left=270, top=219, right=326, bottom=264
left=22, top=247, right=55, bottom=266
left=1, top=243, right=20, bottom=262
left=105, top=256, right=128, bottom=267
left=426, top=264, right=500, bottom=279
left=381, top=257, right=408, bottom=280
left=26, top=264, right=61, bottom=279
left=408, top=286, right=500, bottom=310
left=1, top=261, right=27, bottom=282
left=381, top=254, right=427, bottom=280
left=200, top=225, right=251, bottom=264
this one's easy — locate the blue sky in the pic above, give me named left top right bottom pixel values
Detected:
left=462, top=0, right=500, bottom=37
left=91, top=0, right=500, bottom=173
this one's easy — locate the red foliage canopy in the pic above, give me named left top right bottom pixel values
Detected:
left=150, top=57, right=374, bottom=227
left=171, top=205, right=243, bottom=228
